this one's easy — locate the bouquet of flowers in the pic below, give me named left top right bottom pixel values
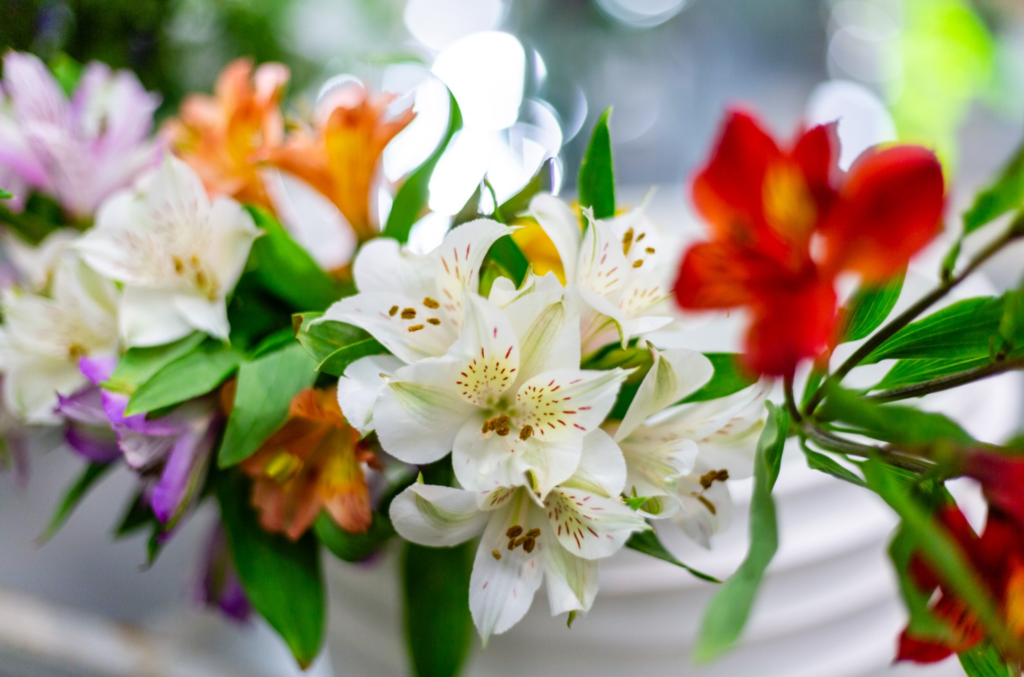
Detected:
left=3, top=49, right=1024, bottom=676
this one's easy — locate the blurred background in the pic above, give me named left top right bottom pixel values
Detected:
left=1, top=0, right=1024, bottom=675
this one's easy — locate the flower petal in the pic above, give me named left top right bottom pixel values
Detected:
left=147, top=155, right=212, bottom=232
left=390, top=483, right=489, bottom=547
left=672, top=475, right=732, bottom=549
left=620, top=436, right=697, bottom=502
left=615, top=346, right=714, bottom=442
left=120, top=287, right=195, bottom=347
left=337, top=354, right=403, bottom=435
left=576, top=213, right=629, bottom=298
left=544, top=486, right=648, bottom=560
left=374, top=358, right=476, bottom=464
left=543, top=533, right=598, bottom=616
left=529, top=193, right=582, bottom=284
left=432, top=219, right=514, bottom=324
left=352, top=236, right=435, bottom=298
left=469, top=497, right=544, bottom=642
left=506, top=297, right=580, bottom=385
left=449, top=293, right=520, bottom=407
left=513, top=368, right=628, bottom=441
left=207, top=196, right=259, bottom=294
left=321, top=291, right=456, bottom=364
left=563, top=428, right=627, bottom=497
left=452, top=416, right=583, bottom=499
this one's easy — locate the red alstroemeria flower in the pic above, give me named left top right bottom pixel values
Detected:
left=675, top=110, right=945, bottom=376
left=964, top=451, right=1024, bottom=532
left=897, top=505, right=1024, bottom=664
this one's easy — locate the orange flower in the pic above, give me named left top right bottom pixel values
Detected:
left=263, top=82, right=415, bottom=242
left=675, top=110, right=945, bottom=376
left=164, top=59, right=289, bottom=210
left=240, top=386, right=379, bottom=540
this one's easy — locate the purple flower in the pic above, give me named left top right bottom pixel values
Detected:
left=195, top=522, right=251, bottom=623
left=0, top=51, right=162, bottom=219
left=56, top=356, right=220, bottom=528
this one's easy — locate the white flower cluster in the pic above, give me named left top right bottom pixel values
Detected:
left=0, top=156, right=258, bottom=422
left=323, top=195, right=768, bottom=640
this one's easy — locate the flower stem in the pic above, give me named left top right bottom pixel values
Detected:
left=803, top=217, right=1024, bottom=416
left=798, top=420, right=934, bottom=474
left=866, top=354, right=1024, bottom=403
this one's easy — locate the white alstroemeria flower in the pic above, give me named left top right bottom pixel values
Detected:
left=0, top=250, right=119, bottom=423
left=74, top=156, right=259, bottom=347
left=390, top=430, right=649, bottom=641
left=323, top=218, right=514, bottom=364
left=1, top=228, right=80, bottom=293
left=376, top=292, right=628, bottom=498
left=329, top=219, right=513, bottom=434
left=618, top=369, right=770, bottom=546
left=529, top=193, right=680, bottom=355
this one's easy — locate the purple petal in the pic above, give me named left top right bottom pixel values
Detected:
left=150, top=415, right=219, bottom=526
left=79, top=356, right=116, bottom=385
left=64, top=426, right=121, bottom=463
left=55, top=386, right=109, bottom=427
left=2, top=51, right=69, bottom=129
left=195, top=523, right=252, bottom=623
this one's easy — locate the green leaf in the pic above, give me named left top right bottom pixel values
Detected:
left=39, top=462, right=114, bottom=543
left=693, top=402, right=788, bottom=662
left=838, top=271, right=905, bottom=343
left=799, top=440, right=866, bottom=488
left=0, top=189, right=12, bottom=200
left=245, top=206, right=344, bottom=311
left=384, top=92, right=463, bottom=243
left=452, top=182, right=484, bottom=226
left=218, top=343, right=317, bottom=467
left=963, top=138, right=1024, bottom=235
left=498, top=158, right=556, bottom=219
left=402, top=540, right=475, bottom=675
left=818, top=384, right=974, bottom=448
left=873, top=355, right=992, bottom=392
left=217, top=472, right=324, bottom=668
left=124, top=342, right=241, bottom=416
left=681, top=353, right=757, bottom=404
left=959, top=643, right=1016, bottom=677
left=625, top=529, right=721, bottom=583
left=862, top=296, right=1005, bottom=364
left=864, top=460, right=1024, bottom=657
left=49, top=53, right=83, bottom=96
left=482, top=236, right=530, bottom=288
left=578, top=108, right=615, bottom=220
left=102, top=333, right=206, bottom=395
left=293, top=313, right=369, bottom=363
left=113, top=492, right=153, bottom=539
left=314, top=511, right=395, bottom=563
left=317, top=338, right=386, bottom=376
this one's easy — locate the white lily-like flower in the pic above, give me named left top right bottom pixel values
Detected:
left=375, top=292, right=628, bottom=499
left=74, top=156, right=259, bottom=347
left=329, top=219, right=514, bottom=435
left=390, top=429, right=649, bottom=641
left=0, top=249, right=119, bottom=423
left=616, top=359, right=770, bottom=546
left=529, top=193, right=681, bottom=355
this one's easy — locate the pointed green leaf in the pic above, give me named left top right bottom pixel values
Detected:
left=218, top=343, right=317, bottom=467
left=113, top=491, right=154, bottom=539
left=481, top=236, right=529, bottom=288
left=963, top=138, right=1024, bottom=235
left=124, top=342, right=242, bottom=416
left=799, top=440, right=866, bottom=488
left=402, top=540, right=475, bottom=677
left=293, top=313, right=369, bottom=362
left=103, top=333, right=206, bottom=395
left=0, top=189, right=12, bottom=200
left=681, top=353, right=757, bottom=404
left=578, top=108, right=615, bottom=220
left=626, top=529, right=721, bottom=583
left=217, top=471, right=324, bottom=668
left=862, top=296, right=1005, bottom=364
left=838, top=270, right=905, bottom=343
left=873, top=355, right=992, bottom=392
left=384, top=92, right=463, bottom=243
left=693, top=402, right=788, bottom=662
left=818, top=383, right=974, bottom=447
left=39, top=462, right=114, bottom=543
left=317, top=338, right=386, bottom=376
left=245, top=206, right=346, bottom=311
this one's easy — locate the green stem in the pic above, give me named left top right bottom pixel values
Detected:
left=866, top=354, right=1024, bottom=403
left=803, top=218, right=1024, bottom=416
left=799, top=420, right=933, bottom=474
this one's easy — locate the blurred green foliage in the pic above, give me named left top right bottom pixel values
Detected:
left=0, top=0, right=320, bottom=116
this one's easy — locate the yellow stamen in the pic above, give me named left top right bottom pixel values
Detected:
left=408, top=324, right=424, bottom=332
left=423, top=297, right=440, bottom=309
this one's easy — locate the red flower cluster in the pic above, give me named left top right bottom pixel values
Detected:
left=674, top=111, right=946, bottom=376
left=897, top=505, right=1024, bottom=664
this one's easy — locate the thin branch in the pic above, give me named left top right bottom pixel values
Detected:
left=803, top=218, right=1024, bottom=416
left=867, top=355, right=1024, bottom=403
left=799, top=420, right=934, bottom=474
left=783, top=374, right=802, bottom=423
